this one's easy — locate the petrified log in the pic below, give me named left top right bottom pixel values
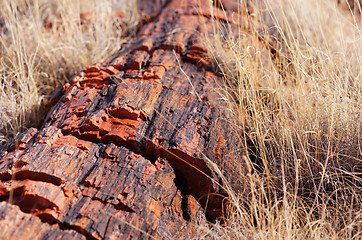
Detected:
left=0, top=0, right=259, bottom=239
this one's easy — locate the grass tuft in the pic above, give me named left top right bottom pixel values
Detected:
left=199, top=0, right=362, bottom=239
left=0, top=0, right=138, bottom=143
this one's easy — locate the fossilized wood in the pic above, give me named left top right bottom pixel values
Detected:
left=0, top=0, right=263, bottom=239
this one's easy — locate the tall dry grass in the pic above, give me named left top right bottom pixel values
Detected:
left=197, top=0, right=362, bottom=239
left=0, top=0, right=138, bottom=143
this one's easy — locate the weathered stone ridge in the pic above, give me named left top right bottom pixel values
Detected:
left=0, top=0, right=254, bottom=239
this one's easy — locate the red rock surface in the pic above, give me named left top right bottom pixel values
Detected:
left=0, top=0, right=268, bottom=239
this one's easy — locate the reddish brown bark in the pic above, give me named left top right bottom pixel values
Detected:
left=0, top=0, right=260, bottom=239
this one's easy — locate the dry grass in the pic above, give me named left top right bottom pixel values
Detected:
left=196, top=0, right=362, bottom=239
left=0, top=0, right=138, bottom=143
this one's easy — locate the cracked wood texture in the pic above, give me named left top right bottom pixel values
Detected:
left=0, top=0, right=260, bottom=239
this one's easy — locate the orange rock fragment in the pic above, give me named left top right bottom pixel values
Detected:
left=0, top=180, right=67, bottom=223
left=143, top=66, right=165, bottom=79
left=54, top=135, right=92, bottom=152
left=102, top=65, right=119, bottom=75
left=84, top=63, right=101, bottom=74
